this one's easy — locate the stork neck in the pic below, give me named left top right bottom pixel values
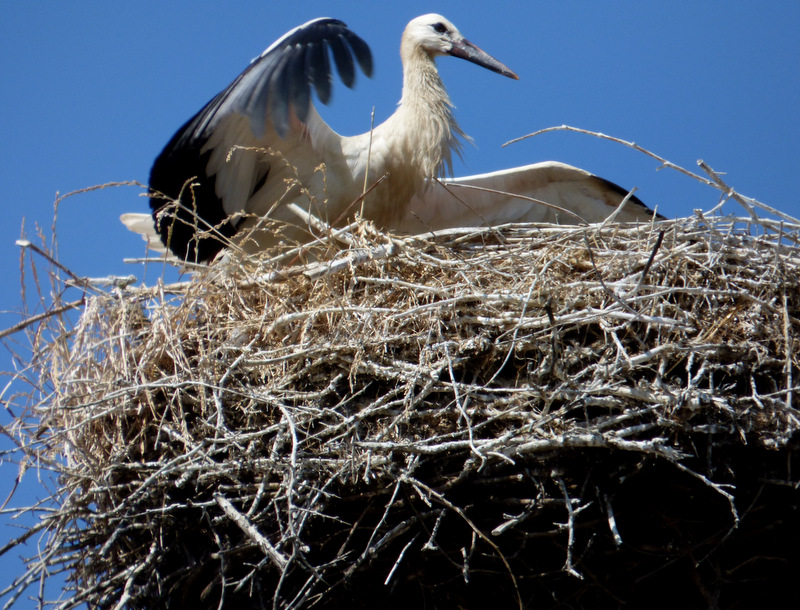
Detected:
left=399, top=48, right=450, bottom=110
left=393, top=46, right=465, bottom=178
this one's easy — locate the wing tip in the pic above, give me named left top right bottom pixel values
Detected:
left=253, top=18, right=374, bottom=137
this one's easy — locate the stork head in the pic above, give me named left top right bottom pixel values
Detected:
left=402, top=14, right=519, bottom=79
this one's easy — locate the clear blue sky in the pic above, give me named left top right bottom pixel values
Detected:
left=2, top=1, right=799, bottom=603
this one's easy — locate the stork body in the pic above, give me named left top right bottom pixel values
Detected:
left=122, top=15, right=661, bottom=264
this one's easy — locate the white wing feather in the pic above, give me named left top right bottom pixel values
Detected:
left=395, top=161, right=661, bottom=234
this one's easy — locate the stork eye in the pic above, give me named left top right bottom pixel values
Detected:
left=432, top=23, right=448, bottom=34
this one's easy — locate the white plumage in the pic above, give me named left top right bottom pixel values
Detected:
left=122, top=14, right=661, bottom=264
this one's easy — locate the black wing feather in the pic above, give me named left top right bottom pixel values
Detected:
left=341, top=29, right=373, bottom=79
left=306, top=38, right=332, bottom=105
left=266, top=50, right=293, bottom=137
left=148, top=18, right=373, bottom=263
left=328, top=34, right=356, bottom=88
left=287, top=45, right=312, bottom=124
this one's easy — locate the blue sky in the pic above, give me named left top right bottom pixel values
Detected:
left=2, top=0, right=799, bottom=603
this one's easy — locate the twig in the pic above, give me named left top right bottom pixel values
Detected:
left=214, top=494, right=289, bottom=571
left=698, top=160, right=797, bottom=223
left=16, top=240, right=102, bottom=295
left=784, top=291, right=794, bottom=411
left=556, top=477, right=584, bottom=579
left=604, top=494, right=623, bottom=547
left=504, top=125, right=715, bottom=188
left=0, top=299, right=84, bottom=340
left=384, top=533, right=418, bottom=585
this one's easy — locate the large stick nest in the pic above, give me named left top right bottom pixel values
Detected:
left=5, top=195, right=800, bottom=608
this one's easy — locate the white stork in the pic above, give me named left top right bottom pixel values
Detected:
left=121, top=14, right=661, bottom=264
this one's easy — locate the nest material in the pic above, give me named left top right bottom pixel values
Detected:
left=6, top=206, right=800, bottom=609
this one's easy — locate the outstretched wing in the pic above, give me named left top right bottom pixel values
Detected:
left=395, top=161, right=664, bottom=234
left=145, top=18, right=373, bottom=263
